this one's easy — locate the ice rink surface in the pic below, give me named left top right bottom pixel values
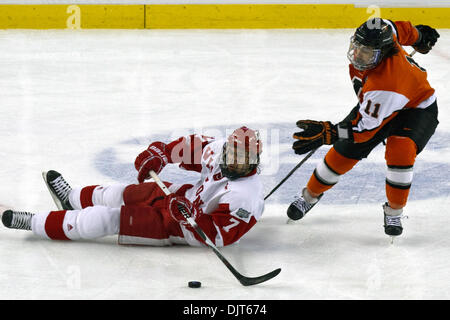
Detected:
left=0, top=28, right=449, bottom=300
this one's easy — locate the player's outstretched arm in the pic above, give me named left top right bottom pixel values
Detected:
left=134, top=134, right=215, bottom=182
left=389, top=20, right=439, bottom=53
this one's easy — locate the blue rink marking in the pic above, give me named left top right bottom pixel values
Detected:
left=94, top=122, right=450, bottom=205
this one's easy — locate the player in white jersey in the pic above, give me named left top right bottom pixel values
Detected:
left=1, top=127, right=264, bottom=247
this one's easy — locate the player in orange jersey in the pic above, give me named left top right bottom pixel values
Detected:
left=287, top=18, right=440, bottom=238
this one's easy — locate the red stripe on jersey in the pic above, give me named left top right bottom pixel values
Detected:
left=45, top=210, right=70, bottom=240
left=192, top=203, right=257, bottom=247
left=188, top=208, right=225, bottom=245
left=222, top=215, right=257, bottom=247
left=80, top=185, right=99, bottom=208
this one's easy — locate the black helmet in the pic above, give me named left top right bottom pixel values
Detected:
left=347, top=18, right=395, bottom=70
left=355, top=18, right=394, bottom=49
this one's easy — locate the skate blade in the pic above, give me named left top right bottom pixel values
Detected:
left=389, top=235, right=400, bottom=245
left=42, top=171, right=64, bottom=210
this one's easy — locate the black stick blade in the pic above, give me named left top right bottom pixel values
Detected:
left=238, top=268, right=282, bottom=286
left=213, top=248, right=281, bottom=286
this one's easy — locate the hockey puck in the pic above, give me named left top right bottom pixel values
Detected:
left=188, top=281, right=201, bottom=288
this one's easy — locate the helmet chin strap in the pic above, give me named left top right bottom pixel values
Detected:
left=219, top=164, right=256, bottom=180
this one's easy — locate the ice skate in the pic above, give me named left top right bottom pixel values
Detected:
left=383, top=203, right=405, bottom=241
left=2, top=210, right=34, bottom=231
left=287, top=188, right=322, bottom=221
left=42, top=170, right=74, bottom=210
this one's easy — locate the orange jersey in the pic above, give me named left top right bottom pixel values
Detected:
left=348, top=20, right=436, bottom=143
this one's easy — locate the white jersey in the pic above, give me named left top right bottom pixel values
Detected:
left=63, top=134, right=265, bottom=248
left=169, top=136, right=264, bottom=247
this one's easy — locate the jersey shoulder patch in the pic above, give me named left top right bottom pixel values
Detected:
left=235, top=208, right=251, bottom=219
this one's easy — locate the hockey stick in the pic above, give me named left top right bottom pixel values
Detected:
left=149, top=170, right=281, bottom=286
left=264, top=148, right=318, bottom=200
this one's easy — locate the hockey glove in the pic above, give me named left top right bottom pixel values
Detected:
left=134, top=142, right=169, bottom=183
left=413, top=25, right=440, bottom=54
left=165, top=194, right=199, bottom=225
left=293, top=120, right=338, bottom=155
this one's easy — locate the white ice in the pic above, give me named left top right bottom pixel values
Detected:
left=0, top=28, right=449, bottom=300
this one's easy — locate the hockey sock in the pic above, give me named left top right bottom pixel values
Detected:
left=32, top=210, right=71, bottom=240
left=307, top=147, right=359, bottom=195
left=385, top=136, right=417, bottom=207
left=32, top=207, right=121, bottom=240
